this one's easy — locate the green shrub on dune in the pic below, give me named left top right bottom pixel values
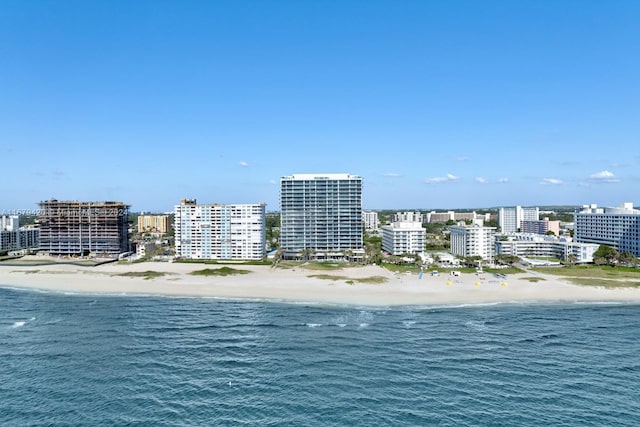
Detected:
left=190, top=267, right=251, bottom=277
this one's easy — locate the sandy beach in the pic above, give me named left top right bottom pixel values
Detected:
left=2, top=260, right=640, bottom=306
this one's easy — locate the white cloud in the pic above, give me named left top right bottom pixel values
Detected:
left=455, top=156, right=470, bottom=162
left=588, top=170, right=619, bottom=183
left=475, top=177, right=488, bottom=184
left=424, top=173, right=460, bottom=184
left=497, top=177, right=510, bottom=184
left=383, top=173, right=402, bottom=177
left=239, top=161, right=249, bottom=167
left=269, top=179, right=277, bottom=185
left=540, top=178, right=563, bottom=185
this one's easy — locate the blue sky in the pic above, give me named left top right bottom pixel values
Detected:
left=1, top=1, right=639, bottom=212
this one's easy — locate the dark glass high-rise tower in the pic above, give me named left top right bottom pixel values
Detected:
left=280, top=174, right=363, bottom=261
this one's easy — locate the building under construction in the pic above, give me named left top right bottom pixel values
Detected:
left=38, top=200, right=130, bottom=257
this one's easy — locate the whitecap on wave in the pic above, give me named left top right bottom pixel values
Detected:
left=464, top=320, right=488, bottom=331
left=9, top=317, right=36, bottom=329
left=330, top=310, right=375, bottom=328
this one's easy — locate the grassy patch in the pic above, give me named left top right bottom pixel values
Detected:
left=1, top=258, right=113, bottom=267
left=521, top=276, right=545, bottom=283
left=308, top=274, right=349, bottom=281
left=274, top=261, right=355, bottom=271
left=528, top=256, right=563, bottom=262
left=383, top=264, right=483, bottom=274
left=565, top=278, right=640, bottom=288
left=355, top=276, right=388, bottom=284
left=300, top=262, right=348, bottom=271
left=189, top=267, right=251, bottom=277
left=532, top=265, right=640, bottom=280
left=531, top=265, right=640, bottom=287
left=115, top=271, right=168, bottom=280
left=381, top=264, right=421, bottom=274
left=484, top=267, right=526, bottom=275
left=308, top=274, right=388, bottom=284
left=274, top=261, right=301, bottom=269
left=176, top=259, right=271, bottom=266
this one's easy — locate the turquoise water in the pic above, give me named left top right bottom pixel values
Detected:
left=1, top=286, right=639, bottom=426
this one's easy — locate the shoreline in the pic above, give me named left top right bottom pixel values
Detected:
left=2, top=261, right=640, bottom=307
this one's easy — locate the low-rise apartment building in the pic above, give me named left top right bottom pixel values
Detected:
left=495, top=234, right=598, bottom=264
left=381, top=221, right=426, bottom=255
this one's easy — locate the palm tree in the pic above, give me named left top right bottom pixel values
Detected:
left=300, top=248, right=311, bottom=262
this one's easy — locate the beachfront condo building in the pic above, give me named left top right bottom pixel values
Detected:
left=575, top=203, right=640, bottom=256
left=174, top=199, right=266, bottom=260
left=362, top=211, right=380, bottom=231
left=1, top=215, right=39, bottom=253
left=498, top=206, right=539, bottom=233
left=137, top=215, right=171, bottom=234
left=495, top=234, right=598, bottom=264
left=381, top=221, right=426, bottom=255
left=37, top=200, right=130, bottom=257
left=280, top=174, right=363, bottom=261
left=449, top=223, right=496, bottom=261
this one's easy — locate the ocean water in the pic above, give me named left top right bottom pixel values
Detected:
left=1, top=286, right=640, bottom=426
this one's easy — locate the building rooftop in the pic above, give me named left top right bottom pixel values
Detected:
left=281, top=174, right=361, bottom=180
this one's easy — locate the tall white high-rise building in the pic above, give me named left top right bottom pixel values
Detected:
left=174, top=199, right=266, bottom=260
left=280, top=174, right=363, bottom=260
left=362, top=211, right=380, bottom=231
left=449, top=223, right=496, bottom=261
left=575, top=202, right=640, bottom=256
left=498, top=206, right=539, bottom=233
left=1, top=215, right=19, bottom=232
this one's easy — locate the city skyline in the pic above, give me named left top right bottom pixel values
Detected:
left=2, top=1, right=639, bottom=211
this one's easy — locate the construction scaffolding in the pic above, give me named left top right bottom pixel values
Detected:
left=37, top=199, right=130, bottom=257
